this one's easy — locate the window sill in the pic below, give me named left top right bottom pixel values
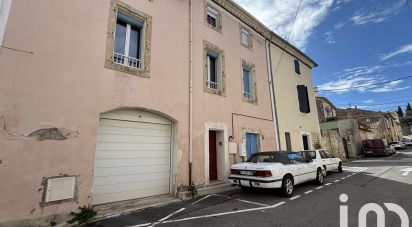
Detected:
left=204, top=86, right=226, bottom=96
left=243, top=97, right=258, bottom=105
left=105, top=59, right=149, bottom=78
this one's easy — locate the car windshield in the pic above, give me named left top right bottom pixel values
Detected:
left=247, top=152, right=289, bottom=164
left=299, top=151, right=316, bottom=159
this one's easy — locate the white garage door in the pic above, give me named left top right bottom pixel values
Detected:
left=93, top=109, right=172, bottom=205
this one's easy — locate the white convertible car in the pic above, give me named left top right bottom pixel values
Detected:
left=298, top=149, right=343, bottom=176
left=229, top=151, right=324, bottom=197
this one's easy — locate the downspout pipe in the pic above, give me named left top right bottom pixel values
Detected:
left=265, top=38, right=281, bottom=150
left=188, top=0, right=193, bottom=188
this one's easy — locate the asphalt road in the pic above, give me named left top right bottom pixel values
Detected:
left=89, top=147, right=412, bottom=227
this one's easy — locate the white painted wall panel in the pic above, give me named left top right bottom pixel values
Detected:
left=93, top=110, right=172, bottom=205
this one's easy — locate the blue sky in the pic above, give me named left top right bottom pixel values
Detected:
left=234, top=0, right=412, bottom=113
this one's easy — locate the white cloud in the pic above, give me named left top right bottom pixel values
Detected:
left=317, top=62, right=412, bottom=94
left=233, top=0, right=334, bottom=50
left=324, top=31, right=335, bottom=44
left=378, top=44, right=412, bottom=61
left=362, top=99, right=374, bottom=104
left=350, top=0, right=403, bottom=25
left=370, top=81, right=410, bottom=93
left=333, top=21, right=345, bottom=30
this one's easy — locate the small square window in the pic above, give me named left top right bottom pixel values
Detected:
left=206, top=5, right=221, bottom=32
left=241, top=27, right=251, bottom=47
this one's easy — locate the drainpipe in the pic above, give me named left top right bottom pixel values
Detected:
left=188, top=0, right=193, bottom=188
left=265, top=38, right=281, bottom=150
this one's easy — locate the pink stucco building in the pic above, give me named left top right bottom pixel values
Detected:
left=0, top=0, right=317, bottom=225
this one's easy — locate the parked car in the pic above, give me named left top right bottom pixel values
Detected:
left=298, top=149, right=342, bottom=176
left=402, top=138, right=412, bottom=146
left=362, top=139, right=394, bottom=156
left=229, top=151, right=324, bottom=197
left=389, top=141, right=407, bottom=150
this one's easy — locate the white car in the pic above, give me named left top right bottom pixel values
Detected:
left=298, top=149, right=342, bottom=176
left=229, top=151, right=324, bottom=197
left=389, top=141, right=407, bottom=150
left=402, top=138, right=412, bottom=146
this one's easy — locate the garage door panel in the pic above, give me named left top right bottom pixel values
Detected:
left=96, top=150, right=170, bottom=159
left=93, top=186, right=170, bottom=205
left=93, top=110, right=172, bottom=205
left=97, top=134, right=171, bottom=143
left=98, top=126, right=172, bottom=137
left=100, top=119, right=171, bottom=130
left=95, top=157, right=170, bottom=168
left=94, top=178, right=170, bottom=195
left=96, top=143, right=171, bottom=151
left=94, top=164, right=170, bottom=177
left=93, top=171, right=170, bottom=186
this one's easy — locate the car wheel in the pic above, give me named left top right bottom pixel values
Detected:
left=314, top=168, right=324, bottom=185
left=281, top=175, right=294, bottom=197
left=338, top=162, right=343, bottom=173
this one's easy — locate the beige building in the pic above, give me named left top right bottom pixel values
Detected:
left=0, top=0, right=317, bottom=225
left=270, top=43, right=319, bottom=151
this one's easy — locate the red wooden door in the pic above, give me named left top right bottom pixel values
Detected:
left=209, top=131, right=217, bottom=181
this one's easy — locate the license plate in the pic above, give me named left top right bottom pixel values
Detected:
left=240, top=170, right=254, bottom=176
left=366, top=151, right=373, bottom=154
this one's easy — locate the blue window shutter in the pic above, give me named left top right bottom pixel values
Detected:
left=117, top=13, right=144, bottom=28
left=243, top=68, right=251, bottom=94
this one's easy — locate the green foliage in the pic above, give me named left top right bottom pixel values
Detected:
left=68, top=205, right=96, bottom=225
left=406, top=102, right=412, bottom=117
left=396, top=106, right=404, bottom=117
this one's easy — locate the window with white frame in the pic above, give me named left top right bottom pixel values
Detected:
left=206, top=5, right=221, bottom=31
left=203, top=41, right=225, bottom=95
left=113, top=13, right=144, bottom=69
left=240, top=27, right=251, bottom=47
left=206, top=50, right=219, bottom=90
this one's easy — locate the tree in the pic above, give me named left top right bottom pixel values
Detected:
left=406, top=102, right=412, bottom=117
left=396, top=106, right=404, bottom=117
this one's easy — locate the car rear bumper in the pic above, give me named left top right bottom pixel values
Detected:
left=229, top=176, right=283, bottom=189
left=363, top=150, right=388, bottom=156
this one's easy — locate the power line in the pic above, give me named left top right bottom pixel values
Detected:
left=272, top=0, right=303, bottom=78
left=317, top=75, right=412, bottom=92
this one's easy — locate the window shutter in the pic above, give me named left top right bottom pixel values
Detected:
left=304, top=86, right=311, bottom=113
left=294, top=59, right=301, bottom=75
left=297, top=85, right=310, bottom=113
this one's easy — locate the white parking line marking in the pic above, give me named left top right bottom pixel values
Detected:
left=304, top=190, right=313, bottom=194
left=128, top=223, right=151, bottom=227
left=162, top=202, right=286, bottom=224
left=149, top=208, right=186, bottom=227
left=235, top=198, right=269, bottom=207
left=191, top=195, right=212, bottom=205
left=290, top=195, right=301, bottom=200
left=334, top=180, right=340, bottom=182
left=316, top=186, right=323, bottom=190
left=340, top=177, right=346, bottom=180
left=325, top=183, right=332, bottom=186
left=211, top=194, right=269, bottom=207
